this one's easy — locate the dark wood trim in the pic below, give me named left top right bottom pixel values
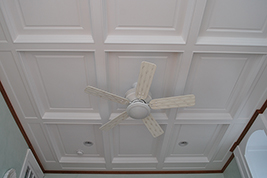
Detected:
left=259, top=98, right=267, bottom=113
left=230, top=99, right=267, bottom=152
left=220, top=153, right=234, bottom=172
left=44, top=170, right=223, bottom=174
left=0, top=81, right=45, bottom=172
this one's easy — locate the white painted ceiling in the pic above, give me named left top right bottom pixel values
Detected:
left=0, top=0, right=267, bottom=172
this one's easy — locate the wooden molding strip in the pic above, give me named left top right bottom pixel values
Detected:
left=44, top=170, right=223, bottom=174
left=0, top=81, right=45, bottom=172
left=259, top=98, right=267, bottom=113
left=220, top=153, right=234, bottom=173
left=230, top=99, right=267, bottom=152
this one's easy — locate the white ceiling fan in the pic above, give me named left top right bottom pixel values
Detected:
left=85, top=61, right=195, bottom=137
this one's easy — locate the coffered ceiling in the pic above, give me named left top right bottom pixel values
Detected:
left=0, top=0, right=267, bottom=172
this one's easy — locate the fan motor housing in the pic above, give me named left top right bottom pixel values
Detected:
left=125, top=87, right=152, bottom=120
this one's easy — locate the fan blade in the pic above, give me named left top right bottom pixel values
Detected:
left=85, top=86, right=129, bottom=105
left=149, top=94, right=195, bottom=110
left=142, top=115, right=164, bottom=138
left=99, top=111, right=129, bottom=131
left=135, top=61, right=156, bottom=100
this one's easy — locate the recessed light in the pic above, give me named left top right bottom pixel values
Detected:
left=178, top=141, right=188, bottom=147
left=83, top=141, right=93, bottom=147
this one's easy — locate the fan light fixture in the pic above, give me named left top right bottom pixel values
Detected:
left=126, top=100, right=151, bottom=120
left=85, top=61, right=195, bottom=137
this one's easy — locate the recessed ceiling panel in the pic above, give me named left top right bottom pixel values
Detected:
left=46, top=123, right=105, bottom=166
left=198, top=0, right=267, bottom=45
left=19, top=0, right=80, bottom=26
left=183, top=53, right=264, bottom=115
left=167, top=124, right=225, bottom=157
left=104, top=0, right=195, bottom=43
left=172, top=124, right=218, bottom=155
left=111, top=123, right=165, bottom=165
left=164, top=123, right=228, bottom=169
left=19, top=51, right=97, bottom=115
left=1, top=0, right=93, bottom=43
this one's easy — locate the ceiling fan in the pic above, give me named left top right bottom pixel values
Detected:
left=85, top=61, right=195, bottom=137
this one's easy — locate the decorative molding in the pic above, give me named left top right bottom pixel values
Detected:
left=15, top=35, right=94, bottom=44
left=220, top=153, right=234, bottom=173
left=230, top=99, right=267, bottom=152
left=44, top=170, right=223, bottom=174
left=105, top=35, right=185, bottom=44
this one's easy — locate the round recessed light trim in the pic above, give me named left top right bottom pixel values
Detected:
left=178, top=141, right=188, bottom=147
left=83, top=141, right=93, bottom=147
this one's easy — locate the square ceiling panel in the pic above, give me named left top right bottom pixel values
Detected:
left=109, top=123, right=166, bottom=169
left=183, top=53, right=265, bottom=117
left=45, top=123, right=105, bottom=170
left=104, top=0, right=195, bottom=44
left=18, top=51, right=99, bottom=119
left=1, top=0, right=93, bottom=43
left=198, top=0, right=267, bottom=45
left=163, top=124, right=229, bottom=170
